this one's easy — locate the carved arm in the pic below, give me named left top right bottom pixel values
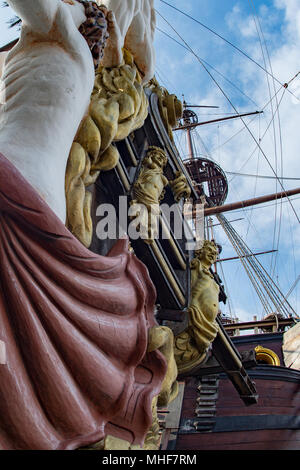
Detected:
left=6, top=0, right=60, bottom=33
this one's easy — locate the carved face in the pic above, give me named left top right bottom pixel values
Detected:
left=145, top=151, right=167, bottom=170
left=198, top=243, right=218, bottom=267
left=151, top=153, right=164, bottom=169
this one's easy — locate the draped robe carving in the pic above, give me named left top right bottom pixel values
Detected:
left=0, top=153, right=166, bottom=450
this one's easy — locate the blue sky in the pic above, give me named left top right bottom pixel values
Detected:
left=0, top=1, right=299, bottom=322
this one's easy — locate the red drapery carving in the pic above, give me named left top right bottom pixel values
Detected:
left=0, top=153, right=166, bottom=450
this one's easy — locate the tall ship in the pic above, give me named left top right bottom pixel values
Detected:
left=0, top=0, right=299, bottom=451
left=97, top=84, right=300, bottom=451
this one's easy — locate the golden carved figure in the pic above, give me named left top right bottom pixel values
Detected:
left=147, top=77, right=183, bottom=142
left=142, top=328, right=178, bottom=450
left=131, top=147, right=191, bottom=242
left=81, top=398, right=161, bottom=450
left=148, top=326, right=179, bottom=407
left=131, top=146, right=168, bottom=243
left=133, top=146, right=168, bottom=207
left=144, top=326, right=178, bottom=450
left=65, top=49, right=149, bottom=247
left=174, top=240, right=220, bottom=374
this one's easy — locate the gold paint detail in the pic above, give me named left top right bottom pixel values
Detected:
left=144, top=327, right=179, bottom=450
left=131, top=146, right=168, bottom=244
left=169, top=171, right=191, bottom=202
left=132, top=146, right=168, bottom=207
left=130, top=146, right=186, bottom=302
left=174, top=330, right=207, bottom=374
left=147, top=77, right=183, bottom=142
left=255, top=345, right=280, bottom=366
left=81, top=434, right=142, bottom=450
left=84, top=400, right=161, bottom=450
left=65, top=49, right=149, bottom=247
left=148, top=326, right=179, bottom=407
left=174, top=240, right=220, bottom=374
left=142, top=396, right=161, bottom=450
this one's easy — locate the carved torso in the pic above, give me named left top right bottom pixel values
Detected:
left=134, top=166, right=168, bottom=206
left=0, top=1, right=94, bottom=222
left=190, top=261, right=220, bottom=323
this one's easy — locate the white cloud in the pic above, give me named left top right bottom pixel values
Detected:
left=225, top=5, right=258, bottom=38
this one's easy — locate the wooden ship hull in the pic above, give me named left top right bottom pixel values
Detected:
left=175, top=328, right=300, bottom=450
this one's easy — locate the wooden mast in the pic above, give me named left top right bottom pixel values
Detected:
left=174, top=110, right=263, bottom=131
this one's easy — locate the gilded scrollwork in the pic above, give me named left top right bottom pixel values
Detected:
left=174, top=240, right=220, bottom=374
left=255, top=345, right=280, bottom=366
left=148, top=326, right=179, bottom=407
left=145, top=325, right=179, bottom=450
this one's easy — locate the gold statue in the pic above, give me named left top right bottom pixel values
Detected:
left=131, top=146, right=168, bottom=243
left=174, top=240, right=220, bottom=374
left=133, top=146, right=168, bottom=207
left=169, top=171, right=191, bottom=202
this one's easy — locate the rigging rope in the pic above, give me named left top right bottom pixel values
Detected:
left=227, top=88, right=286, bottom=184
left=210, top=79, right=291, bottom=156
left=155, top=9, right=300, bottom=224
left=222, top=217, right=282, bottom=314
left=217, top=215, right=274, bottom=316
left=157, top=3, right=299, bottom=315
left=218, top=250, right=238, bottom=320
left=157, top=16, right=297, bottom=248
left=216, top=213, right=298, bottom=318
left=156, top=27, right=258, bottom=107
left=248, top=0, right=280, bottom=276
left=159, top=0, right=300, bottom=102
left=249, top=0, right=285, bottom=279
